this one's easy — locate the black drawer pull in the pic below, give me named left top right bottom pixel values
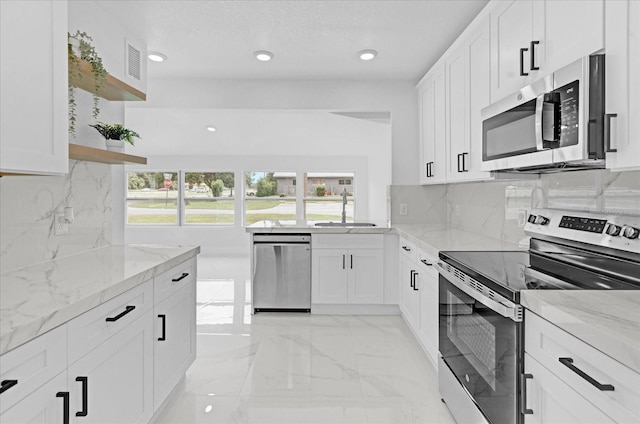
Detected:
left=56, top=392, right=70, bottom=424
left=558, top=357, right=614, bottom=391
left=75, top=376, right=88, bottom=417
left=105, top=305, right=136, bottom=322
left=412, top=272, right=419, bottom=291
left=410, top=270, right=415, bottom=288
left=420, top=259, right=433, bottom=267
left=402, top=246, right=411, bottom=252
left=158, top=314, right=166, bottom=341
left=0, top=379, right=18, bottom=394
left=172, top=272, right=189, bottom=282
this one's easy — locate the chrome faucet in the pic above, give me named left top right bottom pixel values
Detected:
left=341, top=188, right=347, bottom=224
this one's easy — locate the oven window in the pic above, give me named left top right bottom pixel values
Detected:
left=447, top=291, right=497, bottom=390
left=483, top=98, right=538, bottom=160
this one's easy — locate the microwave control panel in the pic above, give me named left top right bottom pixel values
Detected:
left=554, top=80, right=579, bottom=147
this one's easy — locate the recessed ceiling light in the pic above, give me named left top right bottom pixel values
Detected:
left=206, top=126, right=217, bottom=132
left=254, top=50, right=274, bottom=62
left=358, top=49, right=377, bottom=61
left=148, top=51, right=167, bottom=62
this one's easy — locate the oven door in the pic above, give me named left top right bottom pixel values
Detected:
left=439, top=274, right=522, bottom=424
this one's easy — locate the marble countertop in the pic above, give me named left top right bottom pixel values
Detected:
left=246, top=219, right=394, bottom=234
left=521, top=290, right=640, bottom=374
left=394, top=224, right=528, bottom=258
left=0, top=244, right=200, bottom=355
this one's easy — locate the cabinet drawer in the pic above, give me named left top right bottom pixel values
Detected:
left=0, top=325, right=67, bottom=414
left=312, top=234, right=383, bottom=250
left=68, top=279, right=153, bottom=364
left=398, top=238, right=418, bottom=263
left=417, top=249, right=437, bottom=269
left=154, top=258, right=196, bottom=304
left=525, top=311, right=640, bottom=422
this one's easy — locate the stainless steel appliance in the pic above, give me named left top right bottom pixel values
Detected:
left=436, top=208, right=640, bottom=424
left=252, top=234, right=311, bottom=312
left=481, top=55, right=606, bottom=173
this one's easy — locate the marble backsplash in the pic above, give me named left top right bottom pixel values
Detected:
left=391, top=169, right=640, bottom=245
left=0, top=160, right=112, bottom=272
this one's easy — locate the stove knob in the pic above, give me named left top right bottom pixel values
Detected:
left=605, top=223, right=622, bottom=236
left=622, top=226, right=640, bottom=240
left=534, top=215, right=549, bottom=225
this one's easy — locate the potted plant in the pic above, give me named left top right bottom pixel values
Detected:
left=68, top=31, right=108, bottom=137
left=89, top=122, right=141, bottom=152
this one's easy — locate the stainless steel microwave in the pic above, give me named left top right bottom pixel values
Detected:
left=481, top=55, right=605, bottom=173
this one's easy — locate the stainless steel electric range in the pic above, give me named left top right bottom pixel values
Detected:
left=435, top=208, right=640, bottom=424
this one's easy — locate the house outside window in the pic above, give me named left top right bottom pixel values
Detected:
left=244, top=171, right=296, bottom=225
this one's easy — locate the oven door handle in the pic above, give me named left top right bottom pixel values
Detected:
left=436, top=262, right=523, bottom=322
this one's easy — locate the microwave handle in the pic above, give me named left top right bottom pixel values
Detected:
left=534, top=95, right=545, bottom=151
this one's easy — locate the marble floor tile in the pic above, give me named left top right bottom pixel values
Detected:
left=154, top=256, right=455, bottom=424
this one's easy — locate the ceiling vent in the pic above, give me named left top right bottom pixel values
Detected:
left=126, top=42, right=141, bottom=81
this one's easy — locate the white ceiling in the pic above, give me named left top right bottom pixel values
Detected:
left=96, top=0, right=489, bottom=82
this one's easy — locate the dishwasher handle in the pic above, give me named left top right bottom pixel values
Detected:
left=253, top=234, right=311, bottom=243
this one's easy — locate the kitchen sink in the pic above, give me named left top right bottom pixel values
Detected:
left=314, top=222, right=377, bottom=227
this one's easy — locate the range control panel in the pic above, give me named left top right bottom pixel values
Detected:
left=525, top=209, right=640, bottom=254
left=558, top=216, right=608, bottom=233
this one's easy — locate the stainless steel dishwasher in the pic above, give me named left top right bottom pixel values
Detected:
left=252, top=234, right=311, bottom=313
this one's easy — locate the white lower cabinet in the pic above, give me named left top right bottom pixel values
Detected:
left=312, top=235, right=384, bottom=305
left=0, top=372, right=68, bottom=424
left=524, top=311, right=640, bottom=423
left=0, top=257, right=198, bottom=424
left=153, top=282, right=197, bottom=409
left=398, top=240, right=439, bottom=368
left=67, top=311, right=154, bottom=424
left=524, top=353, right=615, bottom=424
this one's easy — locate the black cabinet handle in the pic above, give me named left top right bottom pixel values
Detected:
left=604, top=113, right=618, bottom=152
left=520, top=48, right=529, bottom=76
left=457, top=154, right=463, bottom=173
left=520, top=373, right=534, bottom=415
left=350, top=255, right=353, bottom=269
left=105, top=305, right=135, bottom=322
left=172, top=272, right=189, bottom=282
left=0, top=379, right=18, bottom=394
left=558, top=357, right=614, bottom=391
left=413, top=271, right=419, bottom=290
left=426, top=161, right=434, bottom=178
left=462, top=153, right=469, bottom=172
left=410, top=270, right=415, bottom=288
left=530, top=40, right=540, bottom=70
left=402, top=246, right=411, bottom=252
left=158, top=314, right=166, bottom=341
left=420, top=259, right=433, bottom=267
left=342, top=254, right=345, bottom=269
left=56, top=392, right=70, bottom=424
left=75, top=376, right=88, bottom=417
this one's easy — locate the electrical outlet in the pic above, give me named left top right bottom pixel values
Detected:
left=518, top=209, right=528, bottom=227
left=399, top=203, right=408, bottom=216
left=55, top=214, right=68, bottom=235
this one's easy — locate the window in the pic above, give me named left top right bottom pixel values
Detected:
left=127, top=172, right=178, bottom=225
left=304, top=172, right=355, bottom=222
left=184, top=172, right=235, bottom=225
left=244, top=171, right=296, bottom=225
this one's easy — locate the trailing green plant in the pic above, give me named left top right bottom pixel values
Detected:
left=68, top=31, right=108, bottom=137
left=89, top=122, right=141, bottom=145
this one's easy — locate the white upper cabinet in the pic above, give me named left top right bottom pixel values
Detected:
left=491, top=0, right=603, bottom=102
left=447, top=16, right=492, bottom=182
left=419, top=63, right=447, bottom=185
left=0, top=0, right=68, bottom=175
left=490, top=0, right=535, bottom=100
left=604, top=0, right=640, bottom=171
